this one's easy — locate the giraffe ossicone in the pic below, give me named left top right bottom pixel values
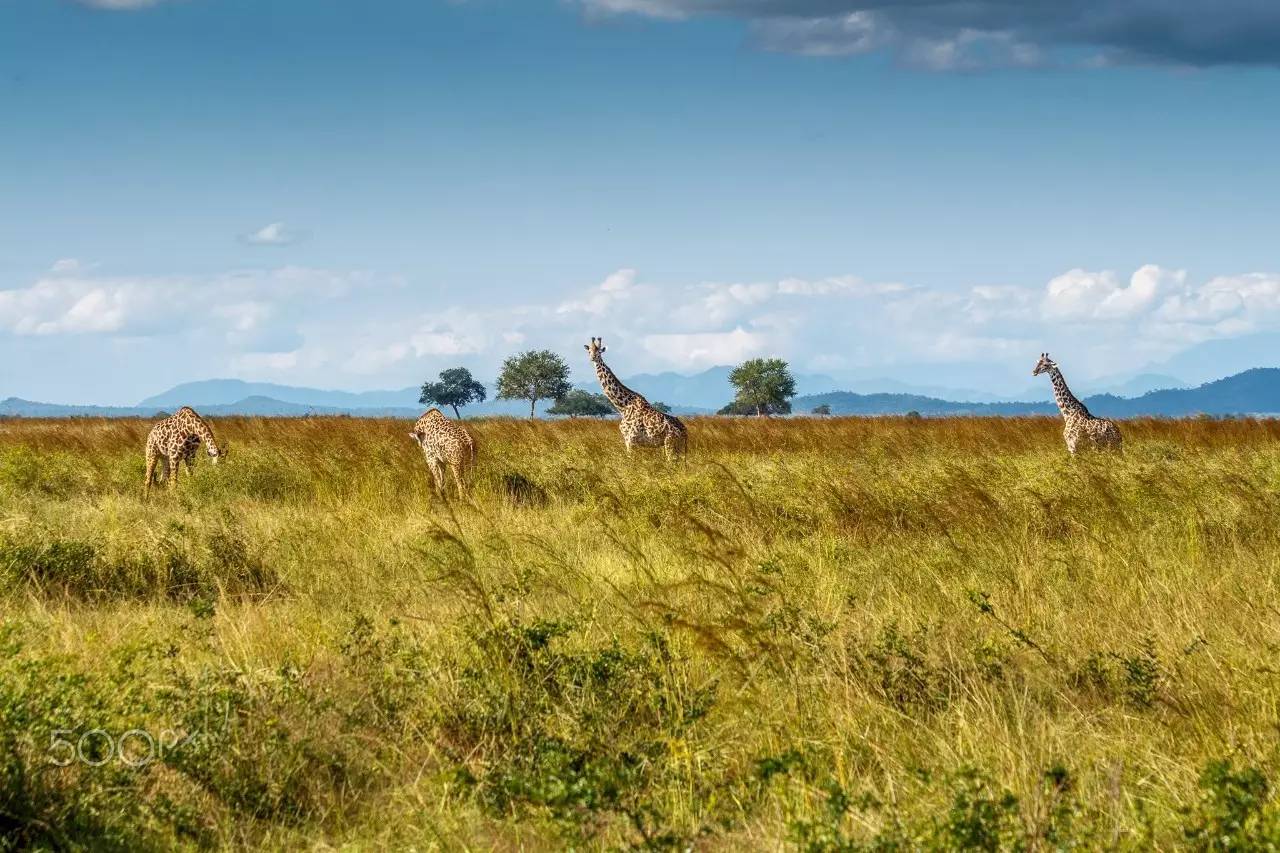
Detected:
left=586, top=336, right=688, bottom=459
left=1032, top=353, right=1122, bottom=454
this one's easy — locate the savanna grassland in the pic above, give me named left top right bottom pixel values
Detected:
left=5, top=414, right=1280, bottom=850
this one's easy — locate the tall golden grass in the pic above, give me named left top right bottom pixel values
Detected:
left=3, top=414, right=1280, bottom=849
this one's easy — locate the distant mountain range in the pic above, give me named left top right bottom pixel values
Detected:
left=795, top=368, right=1280, bottom=418
left=5, top=367, right=1280, bottom=420
left=1150, top=332, right=1280, bottom=386
left=131, top=378, right=716, bottom=418
left=0, top=394, right=525, bottom=420
left=123, top=370, right=1193, bottom=414
left=138, top=380, right=423, bottom=411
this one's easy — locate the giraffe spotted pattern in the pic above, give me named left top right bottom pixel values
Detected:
left=409, top=408, right=477, bottom=498
left=1033, top=353, right=1122, bottom=454
left=586, top=336, right=688, bottom=460
left=144, top=406, right=225, bottom=492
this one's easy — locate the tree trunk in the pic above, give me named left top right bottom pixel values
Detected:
left=529, top=399, right=536, bottom=419
left=756, top=403, right=763, bottom=416
left=451, top=404, right=461, bottom=419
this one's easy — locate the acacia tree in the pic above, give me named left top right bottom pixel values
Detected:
left=496, top=350, right=572, bottom=419
left=547, top=389, right=613, bottom=418
left=420, top=367, right=487, bottom=419
left=727, top=358, right=796, bottom=416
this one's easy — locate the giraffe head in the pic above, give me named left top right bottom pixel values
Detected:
left=208, top=442, right=227, bottom=464
left=1032, top=352, right=1058, bottom=377
left=584, top=336, right=607, bottom=361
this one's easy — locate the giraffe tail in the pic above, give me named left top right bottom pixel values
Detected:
left=465, top=435, right=478, bottom=482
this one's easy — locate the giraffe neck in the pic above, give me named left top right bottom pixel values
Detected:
left=1049, top=368, right=1088, bottom=418
left=591, top=356, right=641, bottom=410
left=181, top=410, right=220, bottom=452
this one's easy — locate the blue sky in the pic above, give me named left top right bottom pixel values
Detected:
left=2, top=0, right=1278, bottom=403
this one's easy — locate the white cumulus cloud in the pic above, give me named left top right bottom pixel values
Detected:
left=0, top=267, right=359, bottom=348
left=242, top=222, right=302, bottom=247
left=8, top=261, right=1280, bottom=396
left=49, top=258, right=88, bottom=275
left=1043, top=264, right=1183, bottom=321
left=642, top=328, right=768, bottom=367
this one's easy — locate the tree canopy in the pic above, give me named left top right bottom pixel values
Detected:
left=727, top=358, right=796, bottom=416
left=547, top=390, right=614, bottom=418
left=419, top=367, right=487, bottom=419
left=811, top=403, right=831, bottom=416
left=496, top=350, right=572, bottom=418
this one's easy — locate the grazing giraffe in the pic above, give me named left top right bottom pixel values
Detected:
left=1032, top=353, right=1122, bottom=454
left=144, top=406, right=226, bottom=492
left=409, top=408, right=477, bottom=498
left=585, top=336, right=688, bottom=459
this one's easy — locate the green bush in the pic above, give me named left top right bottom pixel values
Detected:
left=441, top=619, right=716, bottom=846
left=0, top=526, right=278, bottom=602
left=1182, top=760, right=1280, bottom=849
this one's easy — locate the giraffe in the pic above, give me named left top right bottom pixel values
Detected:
left=1032, top=353, right=1122, bottom=454
left=585, top=336, right=688, bottom=459
left=408, top=408, right=477, bottom=498
left=144, top=406, right=226, bottom=492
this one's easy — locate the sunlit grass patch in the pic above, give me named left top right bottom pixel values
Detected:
left=2, top=414, right=1280, bottom=847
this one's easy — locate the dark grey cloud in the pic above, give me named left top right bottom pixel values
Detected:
left=581, top=1, right=1280, bottom=68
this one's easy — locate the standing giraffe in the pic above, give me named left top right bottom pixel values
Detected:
left=585, top=337, right=688, bottom=459
left=1032, top=353, right=1122, bottom=454
left=144, top=406, right=226, bottom=492
left=408, top=408, right=477, bottom=498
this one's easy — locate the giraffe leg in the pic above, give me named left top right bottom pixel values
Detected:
left=439, top=463, right=451, bottom=499
left=430, top=459, right=447, bottom=497
left=168, top=455, right=181, bottom=490
left=144, top=451, right=157, bottom=493
left=417, top=448, right=438, bottom=496
left=618, top=420, right=635, bottom=455
left=450, top=461, right=466, bottom=498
